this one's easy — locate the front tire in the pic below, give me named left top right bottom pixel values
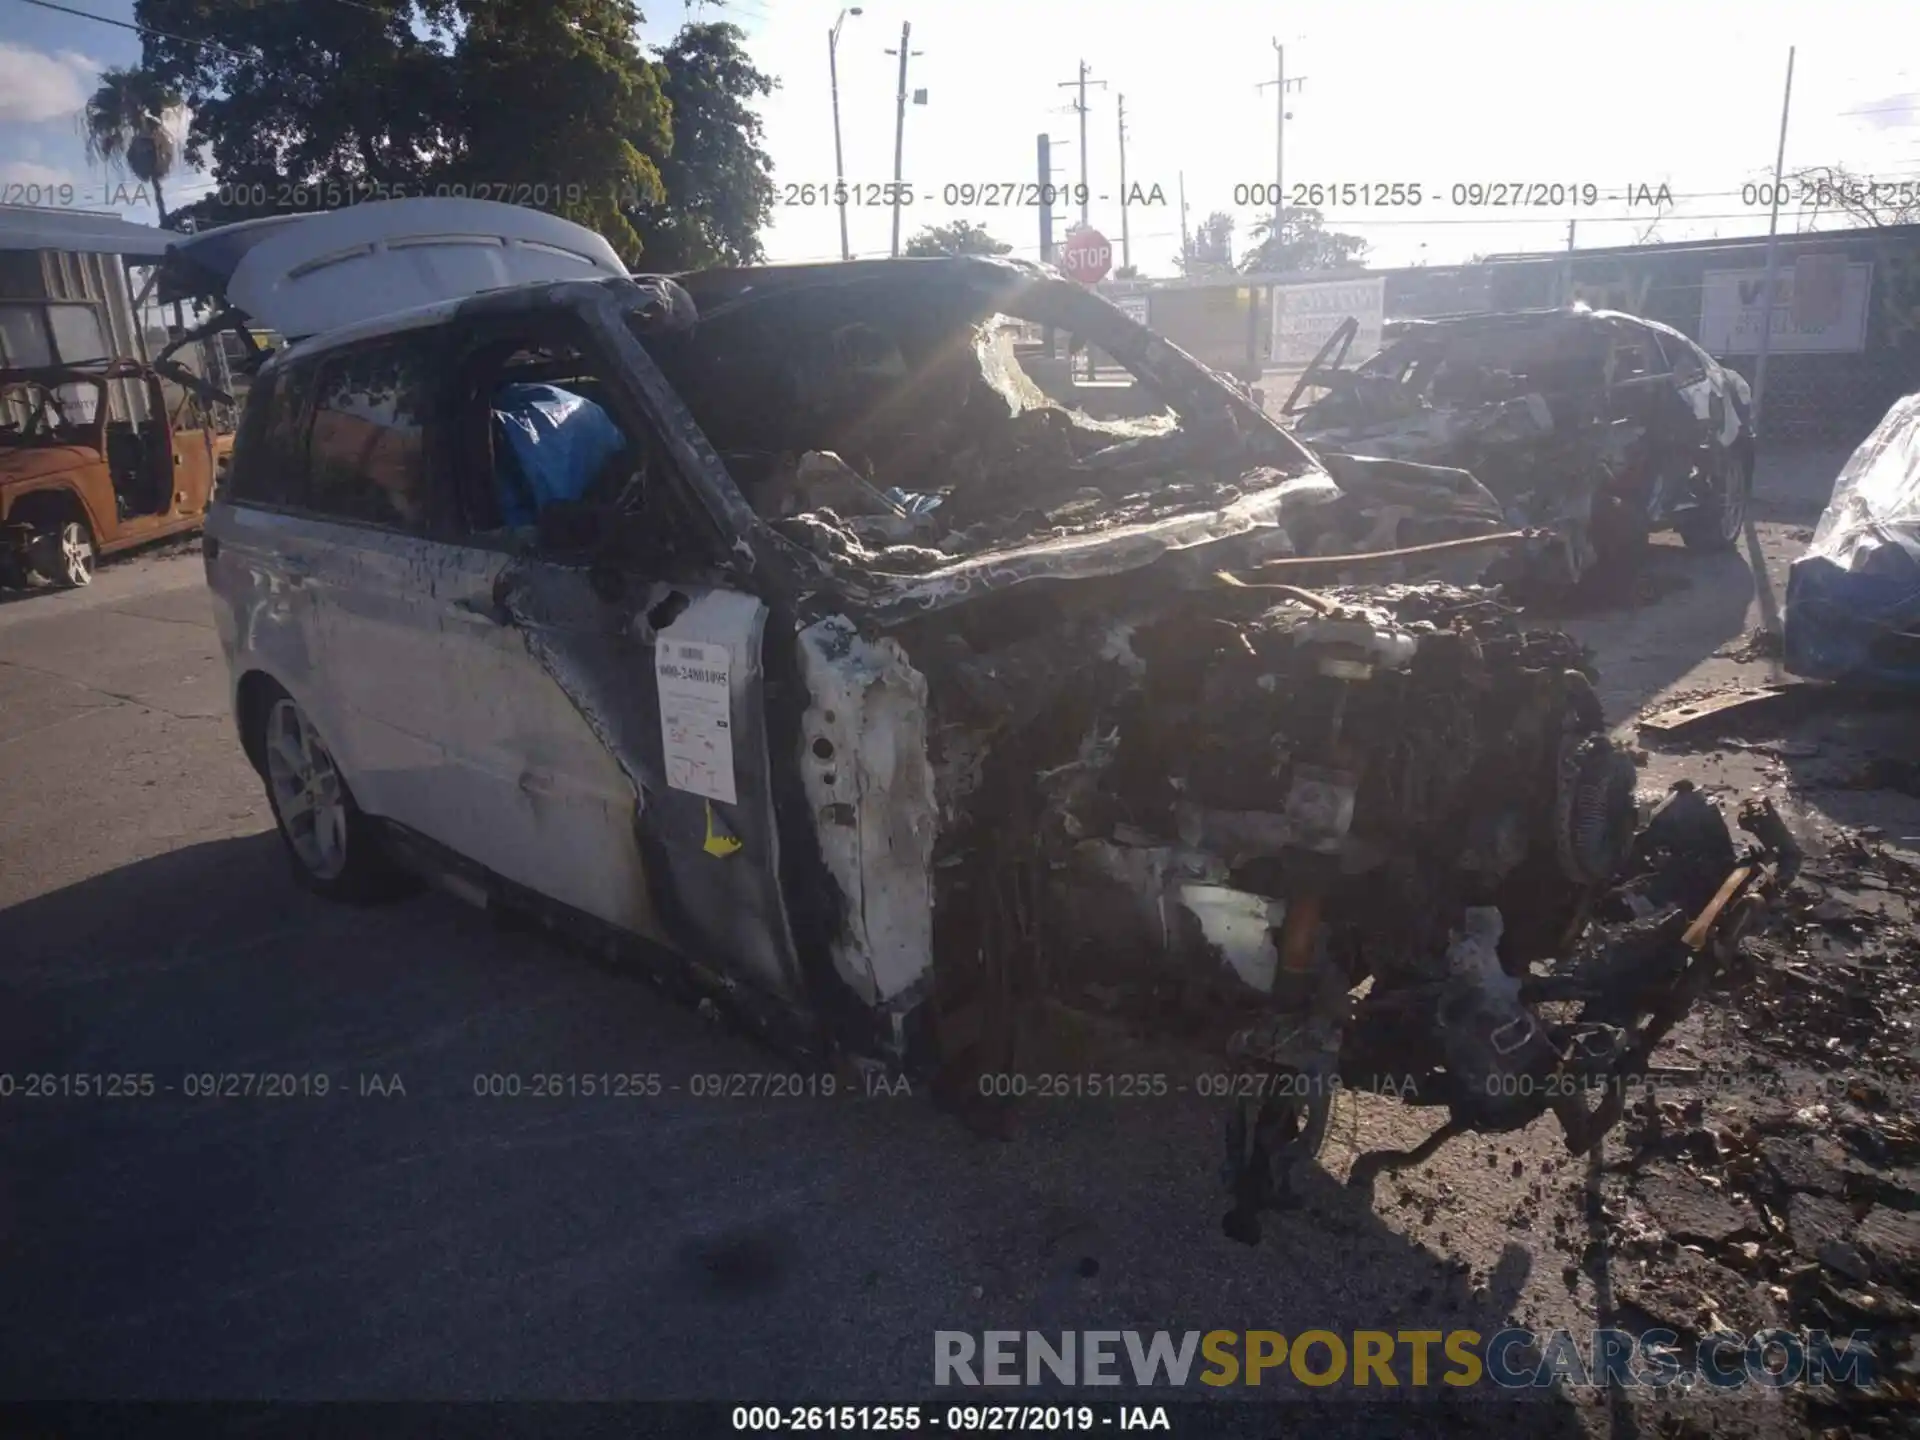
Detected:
left=256, top=686, right=415, bottom=903
left=1679, top=448, right=1751, bottom=553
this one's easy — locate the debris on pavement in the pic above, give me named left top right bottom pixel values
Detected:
left=1712, top=626, right=1785, bottom=664
left=1587, top=657, right=1920, bottom=1429
left=1635, top=683, right=1815, bottom=737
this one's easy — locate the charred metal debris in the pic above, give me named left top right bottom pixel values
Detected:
left=477, top=262, right=1787, bottom=1234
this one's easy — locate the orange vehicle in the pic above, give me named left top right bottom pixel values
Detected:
left=0, top=358, right=234, bottom=588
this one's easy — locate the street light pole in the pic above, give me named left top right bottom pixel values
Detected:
left=828, top=7, right=863, bottom=262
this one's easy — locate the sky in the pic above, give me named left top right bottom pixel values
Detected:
left=3, top=0, right=1917, bottom=274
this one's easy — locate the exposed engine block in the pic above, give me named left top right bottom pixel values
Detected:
left=907, top=579, right=1787, bottom=1245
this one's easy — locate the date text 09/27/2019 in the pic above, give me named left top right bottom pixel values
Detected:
left=729, top=1404, right=1164, bottom=1432
left=773, top=182, right=1097, bottom=209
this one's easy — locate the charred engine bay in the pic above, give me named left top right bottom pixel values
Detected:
left=906, top=578, right=1617, bottom=1017
left=878, top=572, right=1789, bottom=1228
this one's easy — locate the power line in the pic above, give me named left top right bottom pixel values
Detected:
left=7, top=0, right=232, bottom=53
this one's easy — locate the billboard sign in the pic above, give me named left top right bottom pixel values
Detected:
left=1698, top=262, right=1872, bottom=355
left=1270, top=276, right=1385, bottom=367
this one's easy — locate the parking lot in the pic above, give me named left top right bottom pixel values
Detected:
left=0, top=446, right=1908, bottom=1433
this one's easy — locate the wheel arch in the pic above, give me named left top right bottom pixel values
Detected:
left=4, top=484, right=102, bottom=538
left=235, top=668, right=285, bottom=779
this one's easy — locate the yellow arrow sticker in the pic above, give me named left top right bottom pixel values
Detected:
left=703, top=800, right=743, bottom=858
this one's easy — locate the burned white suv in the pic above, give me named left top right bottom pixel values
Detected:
left=175, top=200, right=1786, bottom=1240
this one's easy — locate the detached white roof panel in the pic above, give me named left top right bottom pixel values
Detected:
left=166, top=198, right=629, bottom=339
left=0, top=205, right=172, bottom=259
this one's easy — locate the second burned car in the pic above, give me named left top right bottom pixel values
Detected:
left=1281, top=307, right=1757, bottom=591
left=172, top=200, right=1787, bottom=1239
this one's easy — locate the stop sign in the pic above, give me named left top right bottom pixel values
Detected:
left=1058, top=228, right=1113, bottom=284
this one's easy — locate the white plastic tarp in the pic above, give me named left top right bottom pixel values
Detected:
left=1783, top=391, right=1920, bottom=684
left=1805, top=392, right=1920, bottom=571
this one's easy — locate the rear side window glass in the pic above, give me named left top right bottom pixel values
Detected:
left=227, top=366, right=313, bottom=508
left=306, top=341, right=434, bottom=530
left=1609, top=329, right=1668, bottom=381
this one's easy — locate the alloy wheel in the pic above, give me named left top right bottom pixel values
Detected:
left=33, top=520, right=94, bottom=587
left=264, top=698, right=349, bottom=880
left=58, top=522, right=94, bottom=585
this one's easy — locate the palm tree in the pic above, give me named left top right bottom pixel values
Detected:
left=83, top=68, right=185, bottom=226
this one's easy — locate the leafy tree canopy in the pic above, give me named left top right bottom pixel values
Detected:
left=627, top=21, right=776, bottom=270
left=1240, top=206, right=1369, bottom=273
left=1176, top=210, right=1234, bottom=275
left=128, top=0, right=769, bottom=266
left=905, top=219, right=1012, bottom=257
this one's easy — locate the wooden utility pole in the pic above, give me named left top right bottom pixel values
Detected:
left=1256, top=41, right=1307, bottom=241
left=1056, top=61, right=1106, bottom=228
left=1036, top=133, right=1055, bottom=263
left=1752, top=45, right=1796, bottom=431
left=886, top=22, right=924, bottom=257
left=1116, top=94, right=1131, bottom=270
left=1178, top=170, right=1191, bottom=268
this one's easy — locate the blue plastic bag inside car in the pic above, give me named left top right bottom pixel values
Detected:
left=490, top=382, right=628, bottom=528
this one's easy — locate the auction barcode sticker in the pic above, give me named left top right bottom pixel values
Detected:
left=656, top=639, right=737, bottom=806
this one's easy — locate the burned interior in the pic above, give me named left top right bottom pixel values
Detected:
left=650, top=260, right=1516, bottom=590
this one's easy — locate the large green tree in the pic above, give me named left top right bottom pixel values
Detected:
left=451, top=0, right=668, bottom=253
left=906, top=219, right=1011, bottom=257
left=131, top=0, right=675, bottom=261
left=625, top=21, right=775, bottom=270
